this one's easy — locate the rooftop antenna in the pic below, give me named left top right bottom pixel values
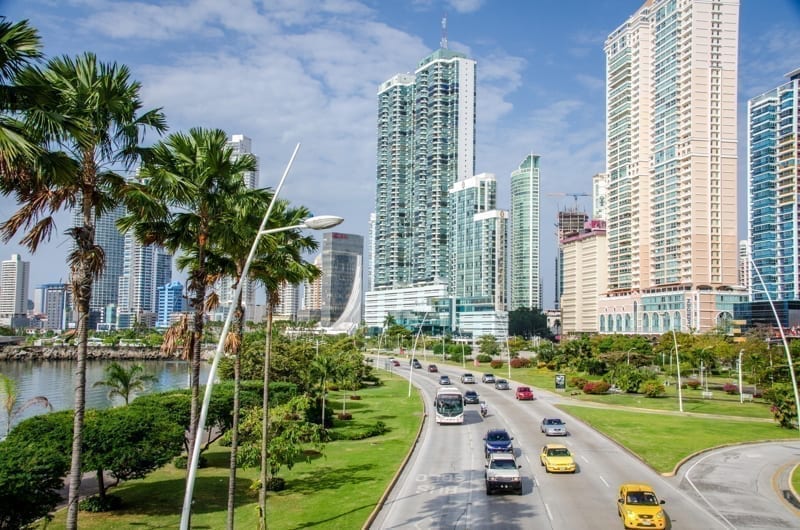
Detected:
left=440, top=14, right=448, bottom=49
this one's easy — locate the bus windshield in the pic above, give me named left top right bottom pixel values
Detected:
left=436, top=395, right=464, bottom=417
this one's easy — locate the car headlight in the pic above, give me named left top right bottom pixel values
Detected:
left=511, top=476, right=520, bottom=482
left=655, top=510, right=664, bottom=519
left=625, top=510, right=637, bottom=519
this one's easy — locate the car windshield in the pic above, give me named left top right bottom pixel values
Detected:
left=488, top=432, right=510, bottom=442
left=547, top=448, right=570, bottom=457
left=627, top=492, right=659, bottom=506
left=518, top=387, right=530, bottom=392
left=465, top=391, right=477, bottom=397
left=490, top=459, right=517, bottom=470
left=545, top=419, right=564, bottom=425
left=497, top=380, right=507, bottom=384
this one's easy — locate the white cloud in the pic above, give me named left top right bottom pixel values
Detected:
left=446, top=0, right=486, bottom=14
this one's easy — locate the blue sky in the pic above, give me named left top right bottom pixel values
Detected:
left=2, top=0, right=800, bottom=309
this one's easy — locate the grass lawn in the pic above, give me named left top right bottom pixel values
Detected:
left=37, top=375, right=423, bottom=530
left=560, top=404, right=800, bottom=474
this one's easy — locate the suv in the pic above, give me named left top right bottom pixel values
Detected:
left=485, top=452, right=522, bottom=495
left=483, top=428, right=514, bottom=457
left=481, top=373, right=495, bottom=384
left=411, top=359, right=422, bottom=369
left=461, top=373, right=476, bottom=384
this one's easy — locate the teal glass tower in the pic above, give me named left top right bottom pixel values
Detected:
left=748, top=68, right=800, bottom=301
left=374, top=47, right=476, bottom=290
left=510, top=154, right=541, bottom=311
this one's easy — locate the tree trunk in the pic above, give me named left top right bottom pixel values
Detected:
left=66, top=247, right=93, bottom=530
left=226, top=296, right=244, bottom=530
left=187, top=277, right=206, bottom=459
left=259, top=302, right=274, bottom=530
left=97, top=469, right=106, bottom=500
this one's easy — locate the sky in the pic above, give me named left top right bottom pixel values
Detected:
left=1, top=0, right=800, bottom=310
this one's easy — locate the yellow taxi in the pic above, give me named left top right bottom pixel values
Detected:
left=617, top=483, right=667, bottom=529
left=538, top=443, right=576, bottom=473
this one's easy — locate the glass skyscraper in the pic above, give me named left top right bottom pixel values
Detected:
left=510, top=154, right=541, bottom=311
left=373, top=47, right=476, bottom=290
left=748, top=68, right=800, bottom=301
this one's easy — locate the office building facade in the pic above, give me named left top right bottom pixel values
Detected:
left=156, top=281, right=185, bottom=329
left=0, top=254, right=30, bottom=327
left=747, top=68, right=800, bottom=302
left=599, top=0, right=745, bottom=334
left=117, top=234, right=172, bottom=329
left=320, top=232, right=364, bottom=332
left=560, top=220, right=608, bottom=334
left=510, top=154, right=541, bottom=311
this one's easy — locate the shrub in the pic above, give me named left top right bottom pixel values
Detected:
left=722, top=382, right=738, bottom=394
left=686, top=379, right=701, bottom=389
left=641, top=380, right=666, bottom=398
left=490, top=360, right=504, bottom=369
left=510, top=357, right=532, bottom=369
left=350, top=395, right=362, bottom=400
left=583, top=381, right=611, bottom=394
left=79, top=494, right=122, bottom=512
left=337, top=412, right=353, bottom=421
left=537, top=361, right=548, bottom=369
left=327, top=420, right=388, bottom=441
left=267, top=477, right=286, bottom=491
left=477, top=354, right=493, bottom=363
left=569, top=376, right=588, bottom=389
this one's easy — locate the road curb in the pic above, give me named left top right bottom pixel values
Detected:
left=362, top=377, right=427, bottom=530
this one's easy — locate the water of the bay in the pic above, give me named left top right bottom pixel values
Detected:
left=0, top=358, right=212, bottom=431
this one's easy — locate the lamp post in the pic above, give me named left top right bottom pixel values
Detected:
left=408, top=312, right=429, bottom=397
left=670, top=327, right=684, bottom=413
left=738, top=349, right=745, bottom=404
left=750, top=257, right=800, bottom=430
left=177, top=148, right=343, bottom=528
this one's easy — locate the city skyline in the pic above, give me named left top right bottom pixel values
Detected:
left=1, top=0, right=799, bottom=309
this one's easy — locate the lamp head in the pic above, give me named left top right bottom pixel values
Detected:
left=303, top=215, right=344, bottom=230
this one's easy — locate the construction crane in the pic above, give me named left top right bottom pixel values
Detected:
left=546, top=192, right=590, bottom=208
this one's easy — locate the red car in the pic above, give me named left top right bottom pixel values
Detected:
left=515, top=386, right=535, bottom=400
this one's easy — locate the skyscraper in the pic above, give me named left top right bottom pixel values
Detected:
left=320, top=232, right=364, bottom=332
left=213, top=134, right=259, bottom=320
left=35, top=283, right=68, bottom=330
left=599, top=0, right=744, bottom=334
left=373, top=48, right=476, bottom=289
left=449, top=173, right=508, bottom=338
left=510, top=154, right=541, bottom=311
left=367, top=42, right=477, bottom=332
left=70, top=204, right=125, bottom=329
left=156, top=281, right=185, bottom=329
left=117, top=233, right=172, bottom=329
left=747, top=68, right=800, bottom=302
left=0, top=254, right=30, bottom=327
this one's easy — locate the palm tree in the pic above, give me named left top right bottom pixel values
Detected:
left=92, top=362, right=156, bottom=405
left=0, top=372, right=52, bottom=439
left=118, top=127, right=255, bottom=469
left=251, top=204, right=320, bottom=530
left=1, top=52, right=166, bottom=529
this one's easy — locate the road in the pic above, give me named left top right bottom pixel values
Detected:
left=368, top=357, right=799, bottom=529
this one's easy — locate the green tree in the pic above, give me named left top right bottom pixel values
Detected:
left=119, top=127, right=248, bottom=465
left=508, top=307, right=553, bottom=339
left=92, top=362, right=156, bottom=406
left=763, top=382, right=798, bottom=429
left=82, top=407, right=184, bottom=503
left=0, top=372, right=52, bottom=439
left=478, top=335, right=500, bottom=357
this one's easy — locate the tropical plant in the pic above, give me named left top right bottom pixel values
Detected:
left=118, top=127, right=250, bottom=464
left=0, top=372, right=52, bottom=439
left=1, top=49, right=166, bottom=528
left=92, top=362, right=156, bottom=405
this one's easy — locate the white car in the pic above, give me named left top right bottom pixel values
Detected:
left=541, top=417, right=567, bottom=436
left=461, top=373, right=476, bottom=384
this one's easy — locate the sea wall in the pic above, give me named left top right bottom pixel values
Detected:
left=0, top=345, right=184, bottom=361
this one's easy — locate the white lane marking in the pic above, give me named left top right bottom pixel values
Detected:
left=681, top=448, right=737, bottom=529
left=544, top=503, right=554, bottom=521
left=598, top=475, right=609, bottom=488
left=580, top=455, right=589, bottom=463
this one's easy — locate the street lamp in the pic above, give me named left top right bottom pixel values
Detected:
left=670, top=327, right=684, bottom=413
left=179, top=143, right=343, bottom=529
left=738, top=349, right=745, bottom=404
left=407, top=311, right=429, bottom=398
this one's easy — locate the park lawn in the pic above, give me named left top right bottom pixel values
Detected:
left=560, top=404, right=800, bottom=474
left=37, top=376, right=423, bottom=530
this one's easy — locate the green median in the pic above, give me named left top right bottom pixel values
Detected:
left=37, top=376, right=423, bottom=530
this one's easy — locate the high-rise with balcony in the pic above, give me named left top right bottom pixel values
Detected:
left=747, top=68, right=800, bottom=302
left=599, top=0, right=744, bottom=334
left=510, top=154, right=541, bottom=311
left=117, top=236, right=172, bottom=329
left=367, top=43, right=476, bottom=331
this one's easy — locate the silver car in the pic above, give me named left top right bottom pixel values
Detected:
left=541, top=417, right=567, bottom=436
left=494, top=379, right=509, bottom=390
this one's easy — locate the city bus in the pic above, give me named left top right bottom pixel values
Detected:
left=434, top=386, right=465, bottom=424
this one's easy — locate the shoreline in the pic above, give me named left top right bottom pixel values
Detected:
left=0, top=345, right=189, bottom=361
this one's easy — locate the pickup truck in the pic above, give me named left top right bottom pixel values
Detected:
left=484, top=452, right=522, bottom=495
